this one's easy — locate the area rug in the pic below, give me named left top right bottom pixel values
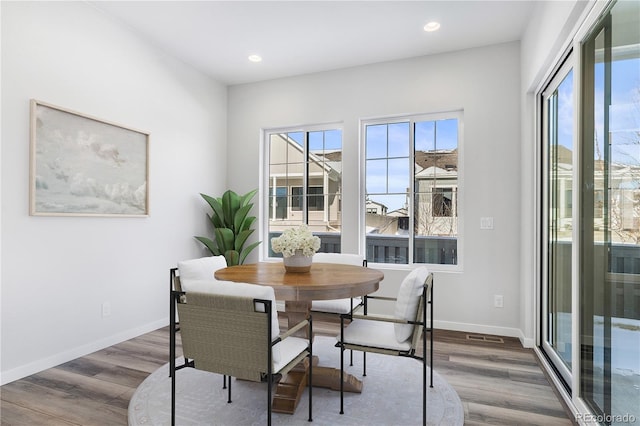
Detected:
left=128, top=336, right=464, bottom=426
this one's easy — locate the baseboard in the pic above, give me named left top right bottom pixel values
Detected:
left=434, top=320, right=527, bottom=343
left=518, top=331, right=536, bottom=348
left=0, top=318, right=167, bottom=385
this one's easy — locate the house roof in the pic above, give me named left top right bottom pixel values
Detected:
left=415, top=166, right=458, bottom=179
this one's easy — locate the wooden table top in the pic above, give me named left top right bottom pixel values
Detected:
left=215, top=262, right=383, bottom=302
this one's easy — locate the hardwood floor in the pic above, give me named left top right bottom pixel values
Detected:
left=1, top=319, right=574, bottom=425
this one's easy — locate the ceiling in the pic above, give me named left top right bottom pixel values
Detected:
left=89, top=1, right=538, bottom=86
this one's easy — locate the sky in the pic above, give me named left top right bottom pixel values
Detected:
left=555, top=55, right=639, bottom=167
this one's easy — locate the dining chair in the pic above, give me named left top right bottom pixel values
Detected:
left=310, top=252, right=367, bottom=316
left=169, top=255, right=228, bottom=374
left=173, top=255, right=228, bottom=289
left=170, top=255, right=229, bottom=318
left=311, top=252, right=367, bottom=365
left=336, top=266, right=433, bottom=426
left=170, top=280, right=313, bottom=426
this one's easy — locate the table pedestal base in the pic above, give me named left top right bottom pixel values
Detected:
left=272, top=356, right=363, bottom=414
left=311, top=364, right=363, bottom=393
left=274, top=301, right=363, bottom=414
left=272, top=361, right=309, bottom=414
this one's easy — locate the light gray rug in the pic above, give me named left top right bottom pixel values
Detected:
left=128, top=336, right=464, bottom=425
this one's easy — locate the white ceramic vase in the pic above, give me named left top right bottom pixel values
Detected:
left=282, top=250, right=313, bottom=273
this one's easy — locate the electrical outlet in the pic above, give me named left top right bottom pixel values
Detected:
left=102, top=302, right=111, bottom=317
left=494, top=295, right=504, bottom=308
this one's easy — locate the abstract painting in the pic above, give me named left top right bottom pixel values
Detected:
left=30, top=100, right=149, bottom=216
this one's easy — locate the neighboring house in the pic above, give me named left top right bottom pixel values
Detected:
left=366, top=199, right=387, bottom=215
left=414, top=164, right=458, bottom=237
left=268, top=133, right=342, bottom=233
left=269, top=143, right=463, bottom=238
left=366, top=149, right=459, bottom=238
left=268, top=141, right=461, bottom=239
left=551, top=144, right=640, bottom=244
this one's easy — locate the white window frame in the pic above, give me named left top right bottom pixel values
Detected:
left=360, top=110, right=464, bottom=271
left=260, top=122, right=344, bottom=261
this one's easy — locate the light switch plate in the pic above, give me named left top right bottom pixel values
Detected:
left=480, top=217, right=494, bottom=230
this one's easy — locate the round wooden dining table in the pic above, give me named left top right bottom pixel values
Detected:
left=214, top=261, right=382, bottom=302
left=215, top=261, right=384, bottom=414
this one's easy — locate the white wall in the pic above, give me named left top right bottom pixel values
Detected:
left=228, top=42, right=523, bottom=339
left=1, top=2, right=227, bottom=384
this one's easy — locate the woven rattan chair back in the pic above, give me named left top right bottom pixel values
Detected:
left=177, top=292, right=270, bottom=382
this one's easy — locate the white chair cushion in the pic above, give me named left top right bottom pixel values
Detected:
left=311, top=297, right=362, bottom=314
left=338, top=318, right=411, bottom=352
left=184, top=280, right=282, bottom=363
left=177, top=256, right=227, bottom=281
left=393, top=266, right=429, bottom=342
left=273, top=336, right=309, bottom=373
left=312, top=252, right=364, bottom=266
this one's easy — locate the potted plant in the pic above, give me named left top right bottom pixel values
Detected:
left=271, top=224, right=321, bottom=272
left=195, top=189, right=261, bottom=266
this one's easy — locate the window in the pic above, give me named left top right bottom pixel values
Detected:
left=269, top=187, right=287, bottom=220
left=432, top=188, right=454, bottom=217
left=364, top=112, right=462, bottom=265
left=292, top=186, right=324, bottom=211
left=264, top=126, right=343, bottom=257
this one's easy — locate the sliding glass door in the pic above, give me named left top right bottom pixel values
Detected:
left=541, top=1, right=640, bottom=422
left=580, top=1, right=640, bottom=422
left=542, top=57, right=575, bottom=386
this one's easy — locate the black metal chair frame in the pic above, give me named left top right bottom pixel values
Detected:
left=337, top=276, right=433, bottom=426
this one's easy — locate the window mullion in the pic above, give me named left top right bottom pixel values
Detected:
left=409, top=120, right=416, bottom=264
left=303, top=132, right=309, bottom=224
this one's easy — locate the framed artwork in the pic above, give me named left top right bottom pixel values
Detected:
left=30, top=99, right=150, bottom=217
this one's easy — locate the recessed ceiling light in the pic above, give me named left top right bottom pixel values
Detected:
left=423, top=22, right=441, bottom=32
left=248, top=54, right=262, bottom=63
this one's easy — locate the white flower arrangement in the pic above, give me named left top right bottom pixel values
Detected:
left=271, top=224, right=321, bottom=258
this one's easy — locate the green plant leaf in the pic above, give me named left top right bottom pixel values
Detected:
left=240, top=188, right=258, bottom=207
left=200, top=193, right=219, bottom=211
left=224, top=250, right=240, bottom=266
left=194, top=236, right=221, bottom=256
left=207, top=212, right=222, bottom=229
left=234, top=229, right=254, bottom=251
left=241, top=216, right=257, bottom=232
left=233, top=204, right=252, bottom=233
left=201, top=193, right=225, bottom=228
left=239, top=240, right=261, bottom=264
left=221, top=190, right=240, bottom=228
left=215, top=227, right=235, bottom=252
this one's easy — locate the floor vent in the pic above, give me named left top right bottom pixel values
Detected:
left=466, top=334, right=504, bottom=344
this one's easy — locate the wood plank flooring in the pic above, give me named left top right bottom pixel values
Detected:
left=1, top=319, right=575, bottom=425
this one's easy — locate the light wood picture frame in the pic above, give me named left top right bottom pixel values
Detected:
left=30, top=100, right=150, bottom=217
